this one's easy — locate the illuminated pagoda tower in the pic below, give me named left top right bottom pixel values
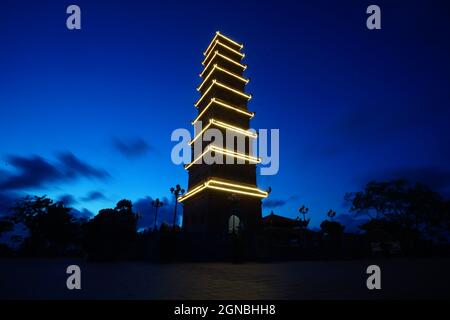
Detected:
left=178, top=31, right=268, bottom=234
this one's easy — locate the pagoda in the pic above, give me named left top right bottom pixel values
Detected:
left=178, top=31, right=268, bottom=234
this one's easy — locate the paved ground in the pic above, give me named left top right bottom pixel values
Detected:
left=0, top=258, right=449, bottom=299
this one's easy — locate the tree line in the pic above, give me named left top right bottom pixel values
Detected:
left=0, top=179, right=449, bottom=260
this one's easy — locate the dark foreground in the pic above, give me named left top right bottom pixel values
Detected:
left=0, top=258, right=449, bottom=299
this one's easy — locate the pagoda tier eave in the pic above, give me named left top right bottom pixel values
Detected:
left=200, top=51, right=247, bottom=78
left=192, top=98, right=254, bottom=124
left=194, top=80, right=251, bottom=108
left=185, top=145, right=261, bottom=170
left=202, top=40, right=245, bottom=66
left=178, top=177, right=268, bottom=202
left=197, top=64, right=249, bottom=92
left=203, top=31, right=244, bottom=57
left=189, top=118, right=257, bottom=145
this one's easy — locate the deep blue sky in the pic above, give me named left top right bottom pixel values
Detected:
left=1, top=0, right=449, bottom=229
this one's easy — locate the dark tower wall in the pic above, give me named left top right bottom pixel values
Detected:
left=182, top=190, right=262, bottom=234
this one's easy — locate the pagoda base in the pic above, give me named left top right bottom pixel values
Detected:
left=182, top=189, right=262, bottom=234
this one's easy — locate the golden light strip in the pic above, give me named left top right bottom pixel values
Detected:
left=204, top=31, right=243, bottom=57
left=197, top=65, right=217, bottom=91
left=189, top=118, right=256, bottom=145
left=192, top=99, right=254, bottom=125
left=216, top=31, right=244, bottom=50
left=197, top=64, right=249, bottom=91
left=203, top=33, right=220, bottom=57
left=191, top=102, right=214, bottom=127
left=216, top=65, right=249, bottom=84
left=184, top=147, right=211, bottom=170
left=210, top=119, right=257, bottom=138
left=177, top=183, right=208, bottom=202
left=207, top=185, right=267, bottom=198
left=218, top=41, right=244, bottom=57
left=184, top=144, right=261, bottom=170
left=178, top=178, right=267, bottom=202
left=194, top=80, right=215, bottom=107
left=193, top=101, right=254, bottom=124
left=202, top=40, right=245, bottom=66
left=194, top=80, right=251, bottom=107
left=200, top=51, right=247, bottom=78
left=215, top=81, right=252, bottom=99
left=209, top=145, right=261, bottom=163
left=188, top=120, right=213, bottom=145
left=214, top=99, right=254, bottom=118
left=200, top=51, right=219, bottom=77
left=209, top=179, right=268, bottom=195
left=216, top=52, right=247, bottom=70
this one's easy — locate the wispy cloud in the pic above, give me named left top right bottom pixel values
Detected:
left=263, top=195, right=299, bottom=209
left=58, top=194, right=77, bottom=206
left=81, top=191, right=107, bottom=202
left=113, top=137, right=151, bottom=158
left=0, top=152, right=110, bottom=192
left=263, top=199, right=287, bottom=208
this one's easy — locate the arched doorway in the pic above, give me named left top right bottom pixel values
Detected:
left=228, top=215, right=241, bottom=234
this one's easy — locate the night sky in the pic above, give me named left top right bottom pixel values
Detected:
left=1, top=0, right=449, bottom=230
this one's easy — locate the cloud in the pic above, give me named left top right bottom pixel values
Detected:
left=263, top=199, right=287, bottom=208
left=113, top=138, right=151, bottom=158
left=57, top=153, right=109, bottom=180
left=1, top=191, right=94, bottom=221
left=70, top=208, right=94, bottom=219
left=262, top=195, right=298, bottom=209
left=0, top=156, right=61, bottom=190
left=0, top=152, right=110, bottom=192
left=81, top=191, right=107, bottom=202
left=58, top=194, right=77, bottom=206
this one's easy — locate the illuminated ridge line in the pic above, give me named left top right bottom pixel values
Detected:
left=178, top=178, right=268, bottom=202
left=204, top=31, right=244, bottom=57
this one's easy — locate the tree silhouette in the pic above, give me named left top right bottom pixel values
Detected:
left=0, top=218, right=13, bottom=236
left=0, top=218, right=14, bottom=256
left=327, top=209, right=336, bottom=220
left=115, top=199, right=133, bottom=213
left=321, top=209, right=344, bottom=236
left=345, top=179, right=449, bottom=242
left=85, top=199, right=138, bottom=260
left=11, top=195, right=82, bottom=256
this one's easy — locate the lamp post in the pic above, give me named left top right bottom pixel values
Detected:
left=151, top=198, right=164, bottom=231
left=299, top=205, right=309, bottom=221
left=298, top=205, right=309, bottom=229
left=170, top=184, right=185, bottom=231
